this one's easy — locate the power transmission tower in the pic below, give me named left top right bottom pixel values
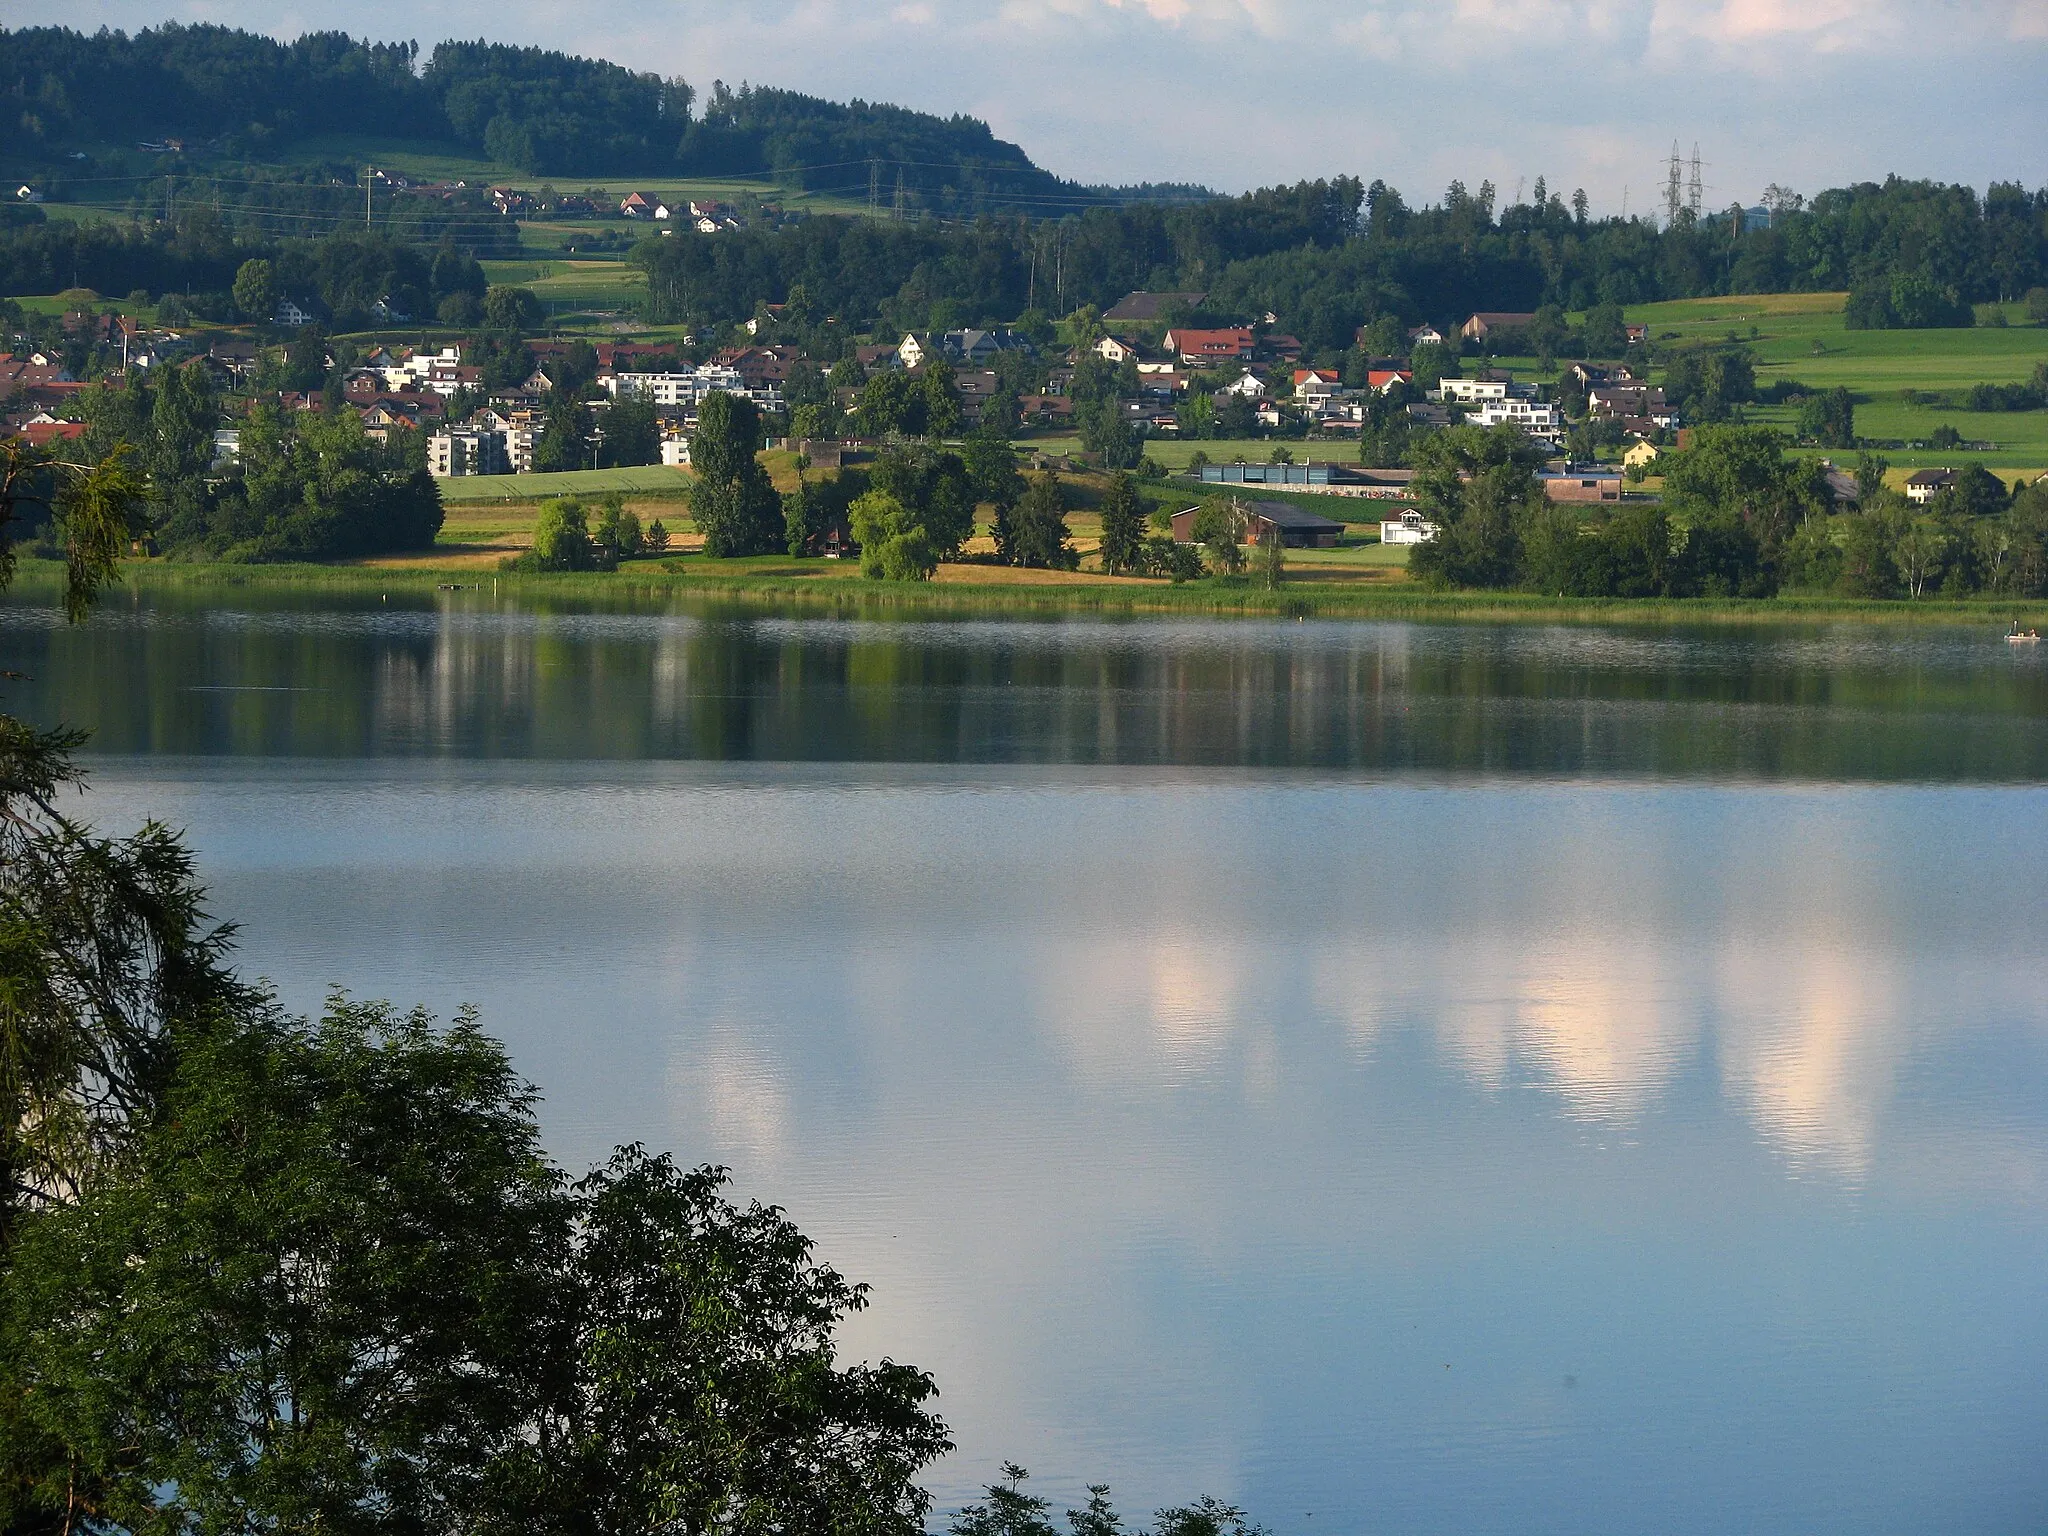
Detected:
left=867, top=160, right=881, bottom=221
left=1664, top=141, right=1684, bottom=228
left=892, top=167, right=907, bottom=223
left=365, top=166, right=373, bottom=228
left=1687, top=145, right=1704, bottom=221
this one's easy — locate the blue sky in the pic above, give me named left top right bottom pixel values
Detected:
left=10, top=0, right=2047, bottom=210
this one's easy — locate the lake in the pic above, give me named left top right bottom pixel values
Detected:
left=5, top=586, right=2046, bottom=1534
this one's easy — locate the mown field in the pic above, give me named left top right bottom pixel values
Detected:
left=435, top=464, right=692, bottom=502
left=1624, top=292, right=2048, bottom=474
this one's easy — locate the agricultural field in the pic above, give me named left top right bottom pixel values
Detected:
left=434, top=465, right=692, bottom=502
left=1625, top=292, right=2048, bottom=475
left=478, top=257, right=649, bottom=325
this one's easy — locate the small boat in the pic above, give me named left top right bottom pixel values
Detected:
left=2008, top=625, right=2042, bottom=644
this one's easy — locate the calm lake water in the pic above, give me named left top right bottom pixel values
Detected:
left=6, top=587, right=2046, bottom=1534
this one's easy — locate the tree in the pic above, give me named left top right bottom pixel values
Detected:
left=546, top=1147, right=950, bottom=1536
left=690, top=392, right=782, bottom=557
left=1190, top=495, right=1247, bottom=575
left=644, top=517, right=670, bottom=555
left=1854, top=451, right=1891, bottom=504
left=920, top=358, right=960, bottom=439
left=1097, top=472, right=1144, bottom=576
left=525, top=495, right=597, bottom=570
left=598, top=398, right=660, bottom=468
left=483, top=285, right=543, bottom=331
left=951, top=1463, right=1054, bottom=1536
left=232, top=257, right=276, bottom=322
left=4, top=999, right=572, bottom=1536
left=1797, top=386, right=1855, bottom=448
left=1255, top=519, right=1285, bottom=589
left=535, top=397, right=593, bottom=472
left=848, top=489, right=935, bottom=580
left=1008, top=471, right=1075, bottom=569
left=1931, top=463, right=2012, bottom=521
left=1406, top=425, right=1548, bottom=590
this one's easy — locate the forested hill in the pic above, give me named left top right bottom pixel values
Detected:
left=0, top=23, right=1110, bottom=213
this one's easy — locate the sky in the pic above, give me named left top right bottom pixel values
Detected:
left=9, top=0, right=2048, bottom=211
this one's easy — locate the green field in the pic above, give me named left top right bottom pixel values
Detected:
left=435, top=465, right=692, bottom=502
left=1624, top=293, right=2048, bottom=473
left=478, top=257, right=649, bottom=321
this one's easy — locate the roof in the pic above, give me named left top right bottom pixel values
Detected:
left=1466, top=311, right=1539, bottom=326
left=1103, top=290, right=1206, bottom=322
left=1906, top=468, right=1958, bottom=485
left=1247, top=500, right=1344, bottom=531
left=1294, top=368, right=1341, bottom=385
left=17, top=420, right=86, bottom=447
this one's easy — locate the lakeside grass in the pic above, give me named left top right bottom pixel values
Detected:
left=22, top=557, right=2046, bottom=629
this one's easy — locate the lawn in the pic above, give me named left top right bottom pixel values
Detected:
left=435, top=465, right=693, bottom=502
left=478, top=257, right=648, bottom=321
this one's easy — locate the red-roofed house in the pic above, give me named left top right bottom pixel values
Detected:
left=1367, top=368, right=1414, bottom=394
left=1164, top=327, right=1255, bottom=365
left=18, top=420, right=86, bottom=448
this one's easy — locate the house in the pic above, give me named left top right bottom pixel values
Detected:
left=273, top=297, right=321, bottom=328
left=370, top=296, right=411, bottom=324
left=490, top=187, right=530, bottom=217
left=1587, top=383, right=1670, bottom=421
left=15, top=419, right=85, bottom=449
left=211, top=428, right=241, bottom=469
left=1169, top=499, right=1345, bottom=549
left=1624, top=323, right=1649, bottom=345
left=1622, top=439, right=1662, bottom=473
left=942, top=328, right=1030, bottom=365
left=1260, top=334, right=1305, bottom=363
left=1470, top=397, right=1565, bottom=445
left=1018, top=394, right=1076, bottom=426
left=1104, top=290, right=1206, bottom=324
left=428, top=423, right=513, bottom=477
left=1163, top=327, right=1256, bottom=365
left=1539, top=467, right=1623, bottom=503
left=1380, top=508, right=1437, bottom=545
left=1293, top=368, right=1342, bottom=405
left=687, top=200, right=733, bottom=221
left=1436, top=376, right=1511, bottom=405
left=659, top=429, right=692, bottom=468
left=619, top=192, right=660, bottom=219
left=1094, top=334, right=1146, bottom=365
left=853, top=343, right=900, bottom=373
left=16, top=185, right=43, bottom=204
left=1218, top=369, right=1266, bottom=398
left=896, top=333, right=934, bottom=370
left=1905, top=468, right=1958, bottom=504
left=1461, top=312, right=1538, bottom=343
left=1570, top=362, right=1639, bottom=390
left=1407, top=324, right=1446, bottom=348
left=1366, top=368, right=1413, bottom=395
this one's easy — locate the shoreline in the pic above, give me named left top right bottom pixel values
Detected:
left=14, top=558, right=2048, bottom=627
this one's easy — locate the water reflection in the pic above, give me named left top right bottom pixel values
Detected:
left=56, top=761, right=2048, bottom=1535
left=5, top=587, right=2048, bottom=776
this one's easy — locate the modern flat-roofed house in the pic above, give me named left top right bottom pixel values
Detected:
left=1905, top=468, right=1959, bottom=504
left=1171, top=499, right=1345, bottom=549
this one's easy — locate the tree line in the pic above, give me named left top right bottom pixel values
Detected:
left=1411, top=424, right=2048, bottom=601
left=1, top=23, right=1089, bottom=211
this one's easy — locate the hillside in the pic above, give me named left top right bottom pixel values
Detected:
left=0, top=23, right=1126, bottom=216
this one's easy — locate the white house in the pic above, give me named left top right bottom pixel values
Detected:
left=1380, top=508, right=1438, bottom=545
left=896, top=333, right=934, bottom=369
left=1467, top=397, right=1564, bottom=444
left=1435, top=376, right=1511, bottom=405
left=15, top=184, right=43, bottom=204
left=273, top=297, right=319, bottom=327
left=1094, top=334, right=1145, bottom=365
left=1219, top=369, right=1266, bottom=399
left=1408, top=324, right=1446, bottom=348
left=660, top=430, right=692, bottom=467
